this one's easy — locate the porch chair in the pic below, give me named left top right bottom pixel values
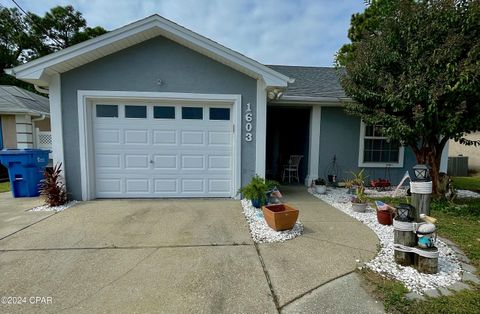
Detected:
left=282, top=155, right=303, bottom=183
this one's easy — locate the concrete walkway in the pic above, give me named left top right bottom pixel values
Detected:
left=257, top=186, right=382, bottom=312
left=0, top=187, right=383, bottom=313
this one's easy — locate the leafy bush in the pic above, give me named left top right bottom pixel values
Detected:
left=238, top=175, right=279, bottom=204
left=39, top=163, right=67, bottom=207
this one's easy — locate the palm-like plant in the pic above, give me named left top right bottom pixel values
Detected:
left=39, top=163, right=67, bottom=207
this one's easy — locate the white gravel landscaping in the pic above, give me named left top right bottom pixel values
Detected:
left=309, top=188, right=463, bottom=294
left=456, top=189, right=480, bottom=198
left=28, top=201, right=78, bottom=212
left=365, top=187, right=408, bottom=198
left=240, top=199, right=303, bottom=243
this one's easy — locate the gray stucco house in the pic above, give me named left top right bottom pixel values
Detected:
left=6, top=15, right=447, bottom=200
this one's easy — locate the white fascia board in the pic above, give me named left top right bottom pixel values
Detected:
left=10, top=15, right=291, bottom=87
left=275, top=95, right=352, bottom=104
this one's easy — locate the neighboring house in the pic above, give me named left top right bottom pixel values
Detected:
left=0, top=86, right=52, bottom=180
left=448, top=132, right=480, bottom=173
left=5, top=15, right=447, bottom=200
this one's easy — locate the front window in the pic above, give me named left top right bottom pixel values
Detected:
left=358, top=122, right=404, bottom=167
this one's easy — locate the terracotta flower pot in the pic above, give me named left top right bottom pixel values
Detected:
left=377, top=210, right=394, bottom=225
left=262, top=203, right=299, bottom=231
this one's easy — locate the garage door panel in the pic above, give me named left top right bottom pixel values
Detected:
left=181, top=131, right=205, bottom=145
left=124, top=130, right=149, bottom=144
left=97, top=179, right=122, bottom=193
left=96, top=129, right=120, bottom=144
left=181, top=155, right=205, bottom=170
left=96, top=154, right=121, bottom=169
left=208, top=131, right=231, bottom=146
left=125, top=154, right=150, bottom=169
left=126, top=179, right=150, bottom=193
left=208, top=156, right=231, bottom=170
left=93, top=103, right=233, bottom=198
left=209, top=179, right=231, bottom=193
left=154, top=179, right=178, bottom=193
left=153, top=130, right=177, bottom=145
left=181, top=179, right=205, bottom=193
left=153, top=155, right=177, bottom=169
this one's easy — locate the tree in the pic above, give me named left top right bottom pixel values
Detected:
left=0, top=7, right=37, bottom=88
left=337, top=0, right=480, bottom=193
left=0, top=5, right=107, bottom=87
left=28, top=5, right=107, bottom=53
left=336, top=0, right=406, bottom=66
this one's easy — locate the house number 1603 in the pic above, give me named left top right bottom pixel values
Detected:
left=245, top=103, right=253, bottom=142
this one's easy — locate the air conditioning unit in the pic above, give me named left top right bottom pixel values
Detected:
left=447, top=155, right=469, bottom=176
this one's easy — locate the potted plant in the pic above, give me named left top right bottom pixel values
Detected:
left=262, top=203, right=299, bottom=231
left=238, top=175, right=279, bottom=208
left=313, top=178, right=327, bottom=194
left=350, top=169, right=368, bottom=212
left=344, top=179, right=355, bottom=194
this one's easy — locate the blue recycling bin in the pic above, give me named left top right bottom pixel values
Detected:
left=0, top=149, right=50, bottom=198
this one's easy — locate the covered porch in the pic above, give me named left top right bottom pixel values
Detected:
left=264, top=104, right=322, bottom=186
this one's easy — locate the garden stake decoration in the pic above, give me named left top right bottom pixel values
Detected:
left=392, top=165, right=439, bottom=273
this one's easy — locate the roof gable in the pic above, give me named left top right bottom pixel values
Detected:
left=6, top=15, right=292, bottom=88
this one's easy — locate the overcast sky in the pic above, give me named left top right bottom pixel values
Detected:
left=3, top=0, right=367, bottom=67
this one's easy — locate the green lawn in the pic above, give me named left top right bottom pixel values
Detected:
left=361, top=197, right=480, bottom=313
left=452, top=176, right=480, bottom=192
left=0, top=181, right=10, bottom=193
left=431, top=198, right=480, bottom=270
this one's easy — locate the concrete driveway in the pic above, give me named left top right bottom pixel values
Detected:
left=0, top=192, right=48, bottom=240
left=0, top=187, right=383, bottom=313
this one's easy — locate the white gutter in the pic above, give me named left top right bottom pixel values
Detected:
left=271, top=95, right=353, bottom=106
left=31, top=114, right=47, bottom=122
left=34, top=85, right=50, bottom=95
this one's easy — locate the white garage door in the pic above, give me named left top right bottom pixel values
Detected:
left=93, top=102, right=233, bottom=198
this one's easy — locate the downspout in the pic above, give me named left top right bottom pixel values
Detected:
left=31, top=114, right=47, bottom=149
left=33, top=85, right=49, bottom=149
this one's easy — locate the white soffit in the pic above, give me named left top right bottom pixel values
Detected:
left=6, top=15, right=292, bottom=88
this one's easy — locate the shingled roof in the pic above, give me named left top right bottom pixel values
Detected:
left=267, top=65, right=347, bottom=99
left=0, top=86, right=49, bottom=115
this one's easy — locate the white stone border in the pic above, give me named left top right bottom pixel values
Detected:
left=309, top=188, right=463, bottom=294
left=240, top=199, right=303, bottom=243
left=28, top=201, right=78, bottom=212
